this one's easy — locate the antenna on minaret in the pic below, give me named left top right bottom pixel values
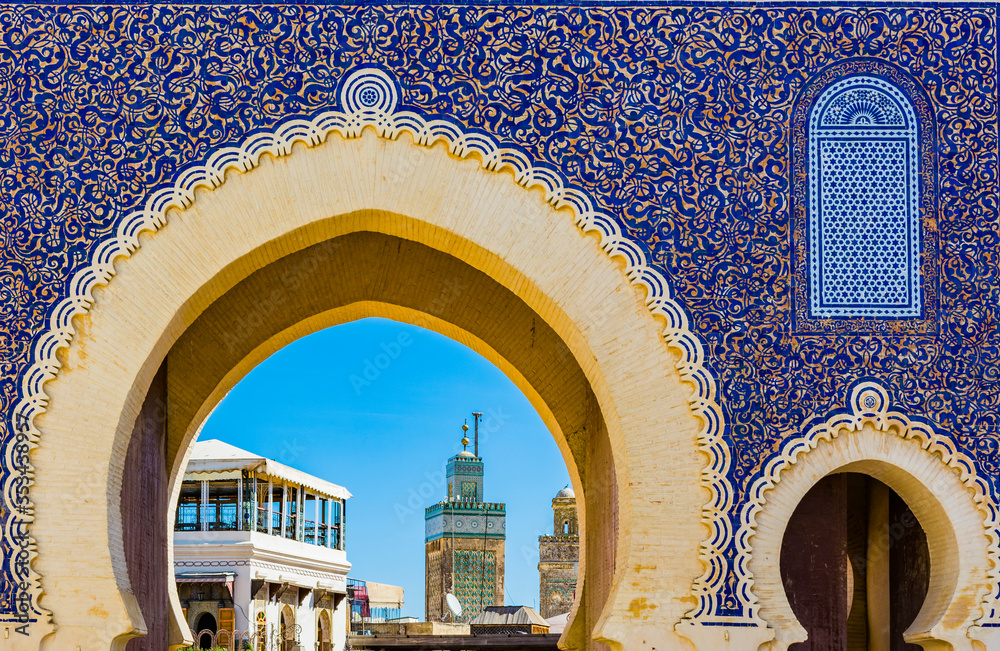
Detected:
left=472, top=412, right=483, bottom=457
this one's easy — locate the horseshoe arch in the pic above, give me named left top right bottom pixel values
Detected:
left=13, top=68, right=731, bottom=649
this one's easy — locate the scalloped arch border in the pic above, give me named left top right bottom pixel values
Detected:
left=4, top=67, right=736, bottom=627
left=735, top=379, right=1000, bottom=625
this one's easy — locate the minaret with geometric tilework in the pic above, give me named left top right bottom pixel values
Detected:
left=425, top=420, right=506, bottom=623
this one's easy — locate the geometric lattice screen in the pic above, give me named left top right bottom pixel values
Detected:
left=809, top=75, right=921, bottom=318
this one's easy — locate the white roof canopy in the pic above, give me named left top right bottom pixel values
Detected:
left=365, top=581, right=405, bottom=608
left=470, top=606, right=549, bottom=627
left=185, top=439, right=352, bottom=501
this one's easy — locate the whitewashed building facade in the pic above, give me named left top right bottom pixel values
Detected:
left=174, top=439, right=351, bottom=650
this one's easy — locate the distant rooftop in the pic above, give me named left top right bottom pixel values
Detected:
left=545, top=612, right=570, bottom=634
left=186, top=439, right=352, bottom=500
left=555, top=485, right=575, bottom=499
left=470, top=605, right=548, bottom=627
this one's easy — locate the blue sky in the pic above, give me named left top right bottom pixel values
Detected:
left=198, top=317, right=571, bottom=617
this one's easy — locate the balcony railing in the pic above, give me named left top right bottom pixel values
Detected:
left=175, top=494, right=343, bottom=550
left=254, top=506, right=282, bottom=533
left=174, top=504, right=238, bottom=531
left=305, top=519, right=330, bottom=546
left=176, top=504, right=199, bottom=531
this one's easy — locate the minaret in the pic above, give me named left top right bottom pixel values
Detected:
left=425, top=418, right=506, bottom=623
left=447, top=421, right=484, bottom=502
left=538, top=485, right=579, bottom=618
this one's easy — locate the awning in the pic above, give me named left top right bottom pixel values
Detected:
left=366, top=581, right=404, bottom=608
left=184, top=439, right=352, bottom=500
left=264, top=459, right=352, bottom=500
left=175, top=572, right=235, bottom=598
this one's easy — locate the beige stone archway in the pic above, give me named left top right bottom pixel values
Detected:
left=743, top=382, right=1000, bottom=651
left=24, top=122, right=717, bottom=651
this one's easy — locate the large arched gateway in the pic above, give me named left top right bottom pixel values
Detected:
left=2, top=6, right=998, bottom=651
left=21, top=72, right=720, bottom=650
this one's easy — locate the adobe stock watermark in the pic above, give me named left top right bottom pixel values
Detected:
left=10, top=412, right=34, bottom=636
left=392, top=468, right=447, bottom=524
left=349, top=331, right=414, bottom=395
left=220, top=240, right=342, bottom=354
left=277, top=436, right=306, bottom=466
left=519, top=531, right=546, bottom=568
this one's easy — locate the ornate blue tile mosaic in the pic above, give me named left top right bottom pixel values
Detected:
left=0, top=1, right=994, bottom=629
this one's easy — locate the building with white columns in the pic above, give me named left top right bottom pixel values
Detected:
left=174, top=439, right=351, bottom=650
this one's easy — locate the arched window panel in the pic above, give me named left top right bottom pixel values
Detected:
left=808, top=76, right=920, bottom=318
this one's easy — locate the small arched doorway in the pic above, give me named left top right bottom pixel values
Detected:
left=194, top=612, right=217, bottom=650
left=780, top=473, right=929, bottom=650
left=745, top=383, right=996, bottom=650
left=317, top=611, right=332, bottom=651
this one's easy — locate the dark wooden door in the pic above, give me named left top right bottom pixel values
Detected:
left=781, top=474, right=849, bottom=651
left=889, top=491, right=929, bottom=651
left=123, top=362, right=170, bottom=650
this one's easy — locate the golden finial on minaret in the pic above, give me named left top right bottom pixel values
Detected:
left=461, top=421, right=470, bottom=450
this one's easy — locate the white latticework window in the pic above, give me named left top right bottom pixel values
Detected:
left=809, top=75, right=920, bottom=318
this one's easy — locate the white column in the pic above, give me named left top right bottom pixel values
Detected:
left=237, top=473, right=244, bottom=531
left=333, top=593, right=348, bottom=651
left=299, top=589, right=316, bottom=651
left=200, top=480, right=209, bottom=532
left=327, top=499, right=333, bottom=548
left=280, top=482, right=287, bottom=538
left=267, top=478, right=273, bottom=536
left=234, top=565, right=252, bottom=631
